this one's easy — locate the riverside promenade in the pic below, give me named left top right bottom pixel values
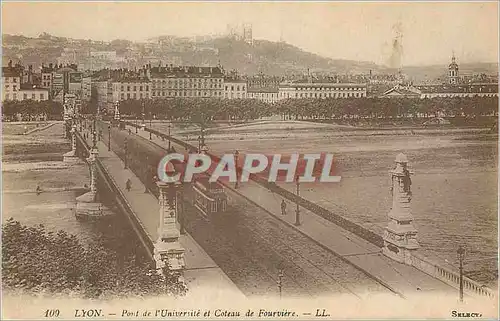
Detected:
left=126, top=124, right=458, bottom=299
left=82, top=134, right=245, bottom=299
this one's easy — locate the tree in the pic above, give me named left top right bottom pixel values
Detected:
left=2, top=219, right=187, bottom=298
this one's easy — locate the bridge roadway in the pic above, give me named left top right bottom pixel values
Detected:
left=88, top=125, right=400, bottom=299
left=120, top=123, right=459, bottom=299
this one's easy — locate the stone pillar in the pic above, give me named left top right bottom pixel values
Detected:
left=383, top=153, right=419, bottom=265
left=114, top=101, right=121, bottom=121
left=63, top=124, right=79, bottom=163
left=75, top=146, right=106, bottom=220
left=154, top=181, right=185, bottom=273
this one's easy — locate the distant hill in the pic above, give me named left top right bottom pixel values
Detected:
left=180, top=37, right=385, bottom=75
left=2, top=33, right=498, bottom=80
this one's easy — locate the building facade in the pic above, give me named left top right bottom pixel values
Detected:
left=247, top=87, right=279, bottom=103
left=224, top=79, right=247, bottom=99
left=81, top=76, right=92, bottom=102
left=94, top=80, right=113, bottom=113
left=2, top=62, right=22, bottom=101
left=279, top=80, right=367, bottom=100
left=112, top=79, right=151, bottom=102
left=17, top=85, right=50, bottom=102
left=150, top=65, right=224, bottom=99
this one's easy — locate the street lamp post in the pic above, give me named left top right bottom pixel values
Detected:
left=295, top=174, right=301, bottom=226
left=124, top=138, right=128, bottom=169
left=168, top=122, right=172, bottom=151
left=108, top=123, right=111, bottom=151
left=149, top=114, right=153, bottom=140
left=234, top=150, right=240, bottom=189
left=277, top=268, right=284, bottom=299
left=457, top=245, right=466, bottom=303
left=177, top=182, right=186, bottom=235
left=92, top=119, right=97, bottom=149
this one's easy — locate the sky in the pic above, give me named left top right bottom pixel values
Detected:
left=2, top=1, right=499, bottom=66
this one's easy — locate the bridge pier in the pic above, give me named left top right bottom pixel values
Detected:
left=63, top=124, right=80, bottom=163
left=75, top=144, right=105, bottom=220
left=154, top=180, right=185, bottom=277
left=383, top=153, right=419, bottom=265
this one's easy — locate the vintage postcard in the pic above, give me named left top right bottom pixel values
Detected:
left=1, top=1, right=498, bottom=320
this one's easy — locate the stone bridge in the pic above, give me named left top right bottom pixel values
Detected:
left=61, top=115, right=496, bottom=300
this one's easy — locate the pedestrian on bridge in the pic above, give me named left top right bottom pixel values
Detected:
left=281, top=199, right=287, bottom=216
left=126, top=179, right=132, bottom=192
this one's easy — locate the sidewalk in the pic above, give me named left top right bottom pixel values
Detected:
left=83, top=134, right=245, bottom=299
left=125, top=125, right=456, bottom=298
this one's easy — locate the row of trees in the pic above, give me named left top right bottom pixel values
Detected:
left=2, top=100, right=64, bottom=121
left=274, top=96, right=499, bottom=121
left=2, top=219, right=186, bottom=298
left=115, top=96, right=498, bottom=123
left=3, top=96, right=497, bottom=124
left=118, top=98, right=273, bottom=123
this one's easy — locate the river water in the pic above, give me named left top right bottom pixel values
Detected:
left=200, top=124, right=498, bottom=288
left=2, top=123, right=138, bottom=258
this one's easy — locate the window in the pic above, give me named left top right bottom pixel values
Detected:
left=231, top=86, right=234, bottom=91
left=121, top=85, right=124, bottom=91
left=23, top=93, right=28, bottom=100
left=225, top=86, right=228, bottom=90
left=140, top=86, right=143, bottom=91
left=127, top=93, right=130, bottom=99
left=237, top=86, right=240, bottom=91
left=12, top=85, right=17, bottom=91
left=40, top=93, right=45, bottom=100
left=133, top=86, right=137, bottom=91
left=121, top=93, right=125, bottom=99
left=133, top=93, right=136, bottom=99
left=127, top=86, right=130, bottom=91
left=242, top=86, right=245, bottom=91
left=5, top=93, right=9, bottom=100
left=13, top=78, right=17, bottom=83
left=146, top=85, right=149, bottom=91
left=32, top=93, right=36, bottom=99
left=13, top=93, right=17, bottom=100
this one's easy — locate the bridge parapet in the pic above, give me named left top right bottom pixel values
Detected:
left=411, top=253, right=495, bottom=299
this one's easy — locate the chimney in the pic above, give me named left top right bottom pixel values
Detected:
left=8, top=60, right=12, bottom=68
left=49, top=63, right=53, bottom=70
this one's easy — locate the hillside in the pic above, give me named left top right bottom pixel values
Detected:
left=2, top=33, right=498, bottom=79
left=2, top=33, right=384, bottom=75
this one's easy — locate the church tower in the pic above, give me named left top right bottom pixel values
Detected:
left=448, top=53, right=459, bottom=85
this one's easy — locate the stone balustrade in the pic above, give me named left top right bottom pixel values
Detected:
left=411, top=253, right=495, bottom=298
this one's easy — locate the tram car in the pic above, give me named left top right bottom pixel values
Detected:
left=192, top=174, right=227, bottom=217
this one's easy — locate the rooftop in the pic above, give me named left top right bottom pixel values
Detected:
left=247, top=87, right=279, bottom=93
left=150, top=66, right=223, bottom=78
left=20, top=83, right=49, bottom=91
left=416, top=83, right=498, bottom=94
left=2, top=66, right=22, bottom=78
